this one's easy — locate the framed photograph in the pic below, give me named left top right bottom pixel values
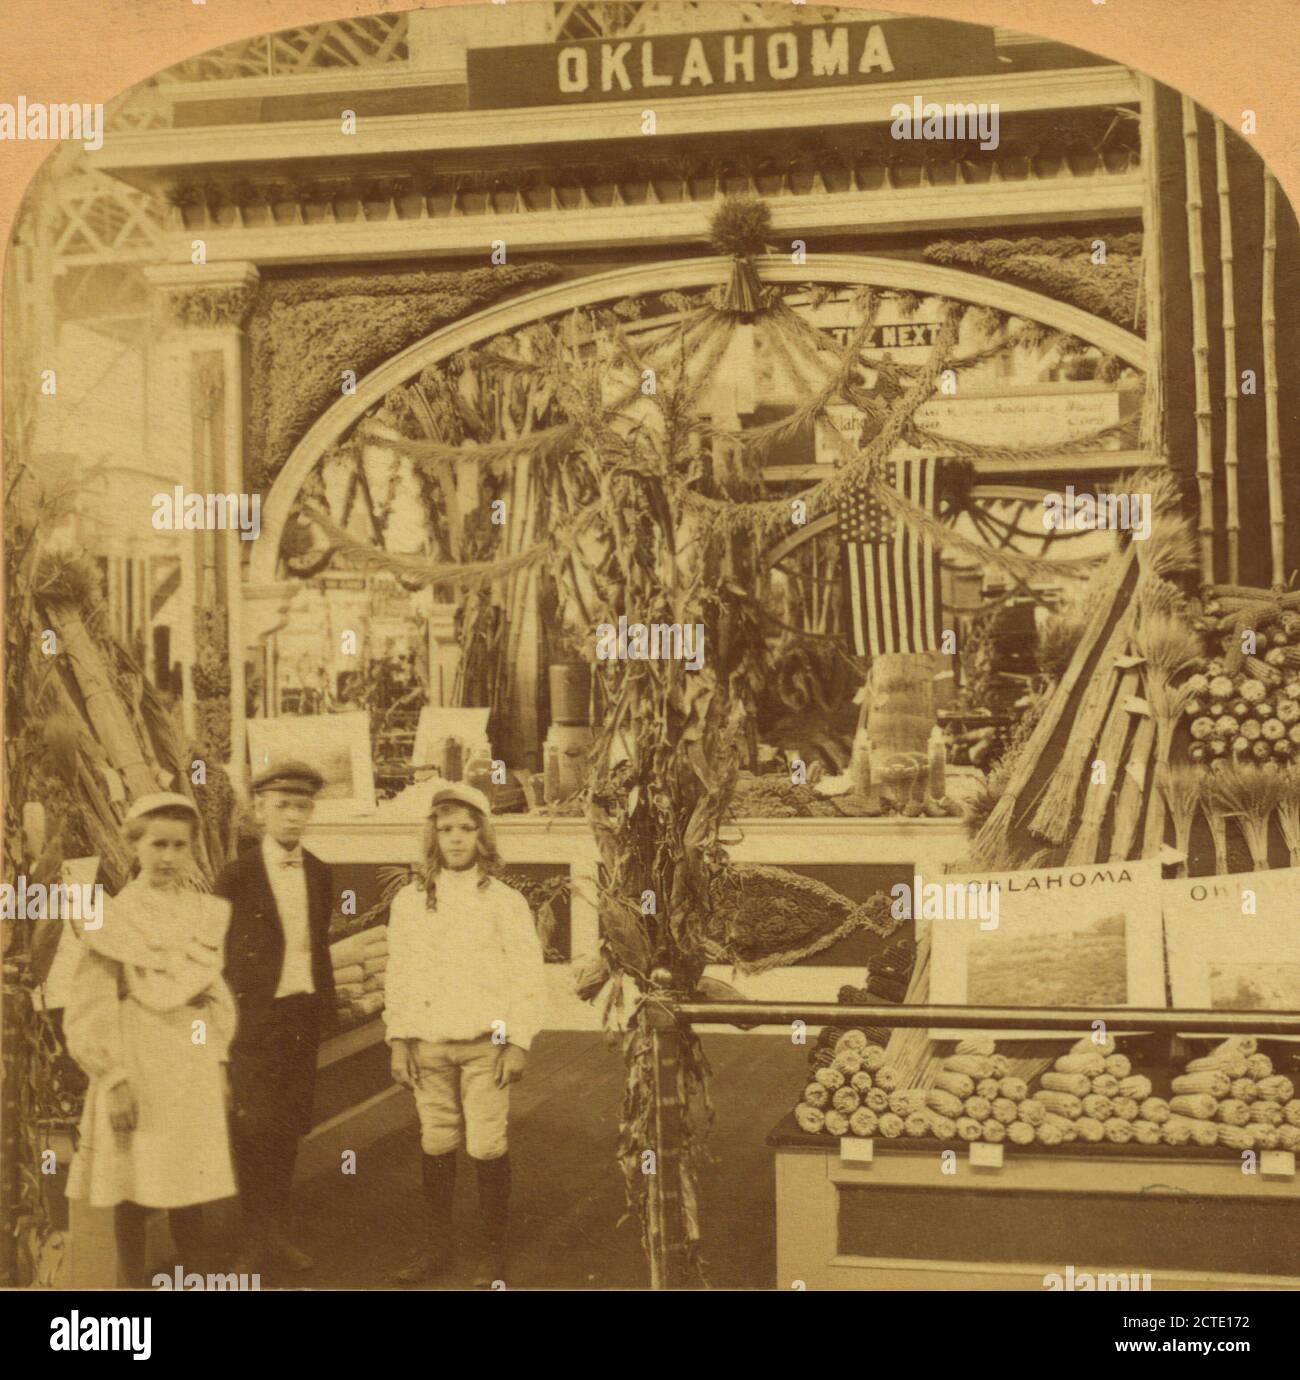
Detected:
left=411, top=706, right=491, bottom=771
left=928, top=859, right=1165, bottom=1039
left=247, top=711, right=376, bottom=821
left=1162, top=868, right=1300, bottom=1040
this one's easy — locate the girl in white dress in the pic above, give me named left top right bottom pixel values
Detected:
left=64, top=793, right=237, bottom=1286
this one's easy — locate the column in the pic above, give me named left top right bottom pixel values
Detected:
left=143, top=261, right=259, bottom=788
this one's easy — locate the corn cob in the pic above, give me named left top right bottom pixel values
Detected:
left=1160, top=1116, right=1193, bottom=1147
left=1018, top=1099, right=1046, bottom=1127
left=963, top=1095, right=993, bottom=1122
left=1186, top=1046, right=1248, bottom=1076
left=1215, top=1123, right=1256, bottom=1151
left=1090, top=1074, right=1120, bottom=1098
left=933, top=1070, right=975, bottom=1099
left=1043, top=1112, right=1078, bottom=1142
left=1255, top=1075, right=1294, bottom=1103
left=832, top=1051, right=864, bottom=1076
left=1276, top=1124, right=1300, bottom=1151
left=1118, top=1075, right=1152, bottom=1101
left=981, top=1119, right=1006, bottom=1143
left=1112, top=1096, right=1140, bottom=1122
left=849, top=1107, right=878, bottom=1137
left=1248, top=1123, right=1279, bottom=1150
left=955, top=1036, right=996, bottom=1057
left=943, top=1055, right=993, bottom=1079
left=1035, top=1121, right=1065, bottom=1146
left=877, top=1112, right=904, bottom=1138
left=976, top=1077, right=1001, bottom=1101
left=1179, top=1116, right=1220, bottom=1147
left=1251, top=1099, right=1284, bottom=1127
left=956, top=1116, right=982, bottom=1141
left=999, top=1076, right=1029, bottom=1103
left=865, top=1088, right=890, bottom=1114
left=814, top=1066, right=845, bottom=1090
left=888, top=1088, right=927, bottom=1117
left=1171, top=1071, right=1231, bottom=1099
left=903, top=1112, right=930, bottom=1138
left=925, top=1111, right=957, bottom=1140
left=1007, top=1120, right=1035, bottom=1146
left=1285, top=1100, right=1300, bottom=1128
left=832, top=1086, right=861, bottom=1114
left=834, top=1029, right=869, bottom=1054
left=1074, top=1116, right=1105, bottom=1143
left=927, top=1089, right=965, bottom=1120
left=861, top=1044, right=887, bottom=1072
left=1140, top=1096, right=1171, bottom=1125
left=803, top=1082, right=830, bottom=1109
left=850, top=1070, right=874, bottom=1094
left=1104, top=1053, right=1132, bottom=1080
left=873, top=1066, right=900, bottom=1092
left=1245, top=1052, right=1274, bottom=1080
left=988, top=1054, right=1010, bottom=1079
left=1041, top=1071, right=1091, bottom=1097
left=1033, top=1090, right=1083, bottom=1119
left=991, top=1097, right=1019, bottom=1125
left=1103, top=1117, right=1134, bottom=1144
left=1169, top=1093, right=1219, bottom=1120
left=1081, top=1094, right=1114, bottom=1121
left=1216, top=1099, right=1250, bottom=1127
left=1132, top=1119, right=1161, bottom=1145
left=1229, top=1078, right=1258, bottom=1103
left=1071, top=1034, right=1116, bottom=1057
left=795, top=1104, right=826, bottom=1134
left=1054, top=1053, right=1105, bottom=1077
left=824, top=1109, right=850, bottom=1137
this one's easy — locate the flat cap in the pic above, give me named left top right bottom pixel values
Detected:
left=251, top=759, right=325, bottom=796
left=428, top=782, right=491, bottom=818
left=126, top=791, right=200, bottom=822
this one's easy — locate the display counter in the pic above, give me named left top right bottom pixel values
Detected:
left=767, top=1112, right=1300, bottom=1290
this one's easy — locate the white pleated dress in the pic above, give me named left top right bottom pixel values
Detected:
left=64, top=881, right=238, bottom=1209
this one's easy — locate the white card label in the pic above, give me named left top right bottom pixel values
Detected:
left=969, top=1141, right=1004, bottom=1169
left=840, top=1137, right=874, bottom=1163
left=1260, top=1151, right=1296, bottom=1179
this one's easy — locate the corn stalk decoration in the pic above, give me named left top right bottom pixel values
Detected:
left=305, top=198, right=1141, bottom=1279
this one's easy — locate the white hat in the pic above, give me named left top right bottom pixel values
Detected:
left=428, top=783, right=491, bottom=818
left=126, top=792, right=200, bottom=822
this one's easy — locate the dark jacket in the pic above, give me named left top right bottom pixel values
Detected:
left=215, top=843, right=336, bottom=1052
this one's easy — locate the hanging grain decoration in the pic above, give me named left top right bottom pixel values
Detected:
left=1263, top=171, right=1284, bottom=589
left=1181, top=96, right=1214, bottom=583
left=1215, top=121, right=1240, bottom=584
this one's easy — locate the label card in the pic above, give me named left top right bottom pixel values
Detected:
left=969, top=1141, right=1004, bottom=1169
left=1260, top=1151, right=1296, bottom=1179
left=840, top=1137, right=874, bottom=1163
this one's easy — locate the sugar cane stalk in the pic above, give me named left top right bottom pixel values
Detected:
left=1263, top=171, right=1284, bottom=588
left=1215, top=121, right=1240, bottom=584
left=1181, top=97, right=1214, bottom=583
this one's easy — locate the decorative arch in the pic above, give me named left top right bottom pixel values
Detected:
left=249, top=253, right=1148, bottom=583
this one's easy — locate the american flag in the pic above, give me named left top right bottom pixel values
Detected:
left=839, top=459, right=944, bottom=657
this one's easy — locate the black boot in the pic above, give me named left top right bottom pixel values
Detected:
left=394, top=1151, right=457, bottom=1285
left=472, top=1153, right=511, bottom=1288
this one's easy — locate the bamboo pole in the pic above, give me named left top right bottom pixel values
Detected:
left=1138, top=76, right=1167, bottom=460
left=1263, top=171, right=1284, bottom=588
left=1181, top=96, right=1215, bottom=583
left=1215, top=121, right=1240, bottom=583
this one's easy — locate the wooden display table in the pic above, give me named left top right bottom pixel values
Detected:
left=768, top=1113, right=1300, bottom=1290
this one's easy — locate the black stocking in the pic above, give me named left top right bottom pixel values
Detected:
left=113, top=1201, right=148, bottom=1288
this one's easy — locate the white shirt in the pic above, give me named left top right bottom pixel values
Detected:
left=262, top=836, right=315, bottom=998
left=383, top=868, right=547, bottom=1050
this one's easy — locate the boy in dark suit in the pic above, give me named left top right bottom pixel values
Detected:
left=217, top=760, right=335, bottom=1274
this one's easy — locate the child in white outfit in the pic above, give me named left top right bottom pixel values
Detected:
left=64, top=793, right=236, bottom=1287
left=384, top=783, right=546, bottom=1287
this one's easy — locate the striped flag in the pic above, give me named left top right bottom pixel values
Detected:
left=839, top=459, right=944, bottom=657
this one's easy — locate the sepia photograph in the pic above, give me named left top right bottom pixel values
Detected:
left=1, top=0, right=1299, bottom=1328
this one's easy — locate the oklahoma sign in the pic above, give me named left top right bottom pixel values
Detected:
left=467, top=19, right=996, bottom=109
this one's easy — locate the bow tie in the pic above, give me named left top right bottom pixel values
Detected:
left=276, top=853, right=303, bottom=869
